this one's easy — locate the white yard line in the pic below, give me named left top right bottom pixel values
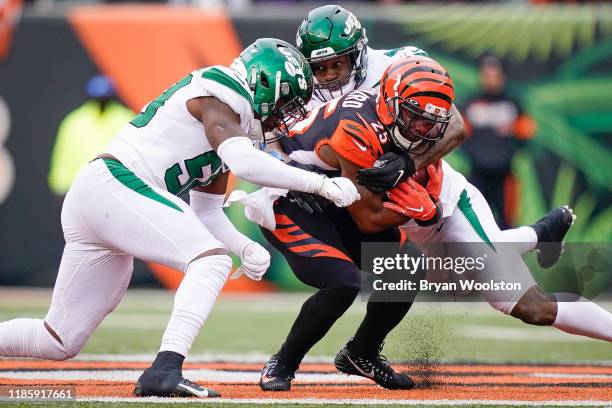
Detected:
left=69, top=353, right=335, bottom=364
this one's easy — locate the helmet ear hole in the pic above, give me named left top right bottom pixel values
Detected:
left=260, top=72, right=269, bottom=88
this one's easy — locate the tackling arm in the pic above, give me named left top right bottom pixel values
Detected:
left=190, top=173, right=269, bottom=281
left=412, top=104, right=466, bottom=170
left=337, top=155, right=410, bottom=234
left=190, top=96, right=359, bottom=207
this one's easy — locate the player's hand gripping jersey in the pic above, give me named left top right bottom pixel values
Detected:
left=283, top=88, right=466, bottom=219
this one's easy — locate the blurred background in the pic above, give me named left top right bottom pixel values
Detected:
left=0, top=0, right=610, bottom=296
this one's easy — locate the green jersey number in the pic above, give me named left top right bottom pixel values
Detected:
left=130, top=74, right=194, bottom=128
left=164, top=151, right=223, bottom=195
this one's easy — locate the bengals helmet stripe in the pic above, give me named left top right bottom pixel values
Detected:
left=402, top=77, right=454, bottom=90
left=395, top=66, right=448, bottom=80
left=404, top=90, right=453, bottom=105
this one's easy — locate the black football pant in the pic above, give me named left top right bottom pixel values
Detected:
left=261, top=195, right=416, bottom=370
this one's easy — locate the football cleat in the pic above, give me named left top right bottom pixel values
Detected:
left=259, top=355, right=295, bottom=391
left=134, top=366, right=220, bottom=398
left=334, top=340, right=415, bottom=390
left=531, top=206, right=576, bottom=269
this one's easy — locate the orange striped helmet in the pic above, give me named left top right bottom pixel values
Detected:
left=376, top=56, right=454, bottom=155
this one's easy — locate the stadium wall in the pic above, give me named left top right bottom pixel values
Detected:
left=0, top=4, right=610, bottom=287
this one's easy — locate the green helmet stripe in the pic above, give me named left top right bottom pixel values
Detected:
left=202, top=67, right=253, bottom=108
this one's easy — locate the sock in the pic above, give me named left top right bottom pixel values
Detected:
left=160, top=255, right=232, bottom=357
left=0, top=318, right=72, bottom=360
left=553, top=295, right=612, bottom=342
left=351, top=300, right=414, bottom=357
left=277, top=287, right=358, bottom=370
left=498, top=226, right=538, bottom=254
left=151, top=351, right=185, bottom=369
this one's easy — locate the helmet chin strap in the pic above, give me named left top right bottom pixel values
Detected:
left=390, top=125, right=416, bottom=152
left=314, top=76, right=356, bottom=102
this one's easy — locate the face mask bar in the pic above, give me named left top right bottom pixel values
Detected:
left=389, top=97, right=451, bottom=155
left=310, top=48, right=358, bottom=102
left=258, top=96, right=308, bottom=146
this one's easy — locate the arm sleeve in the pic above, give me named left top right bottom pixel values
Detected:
left=189, top=189, right=252, bottom=257
left=216, top=136, right=325, bottom=193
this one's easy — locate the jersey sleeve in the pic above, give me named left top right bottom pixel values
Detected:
left=198, top=66, right=255, bottom=132
left=329, top=118, right=384, bottom=169
left=384, top=46, right=429, bottom=59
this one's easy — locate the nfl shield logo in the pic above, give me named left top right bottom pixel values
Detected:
left=281, top=83, right=290, bottom=95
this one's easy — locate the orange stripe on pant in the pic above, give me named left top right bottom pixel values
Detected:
left=289, top=243, right=353, bottom=262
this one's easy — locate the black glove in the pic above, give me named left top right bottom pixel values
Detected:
left=357, top=152, right=415, bottom=193
left=287, top=191, right=324, bottom=215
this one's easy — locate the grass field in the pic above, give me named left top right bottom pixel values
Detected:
left=0, top=288, right=611, bottom=407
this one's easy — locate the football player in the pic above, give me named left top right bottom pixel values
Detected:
left=295, top=4, right=569, bottom=268
left=295, top=4, right=467, bottom=170
left=0, top=39, right=361, bottom=398
left=257, top=55, right=611, bottom=392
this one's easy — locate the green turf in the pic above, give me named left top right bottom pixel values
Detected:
left=0, top=289, right=611, bottom=363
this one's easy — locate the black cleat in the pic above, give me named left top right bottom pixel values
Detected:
left=259, top=355, right=295, bottom=391
left=134, top=366, right=220, bottom=398
left=531, top=206, right=576, bottom=269
left=335, top=341, right=415, bottom=390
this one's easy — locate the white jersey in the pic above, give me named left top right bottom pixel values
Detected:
left=107, top=65, right=254, bottom=195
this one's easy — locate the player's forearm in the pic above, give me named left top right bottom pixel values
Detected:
left=347, top=188, right=409, bottom=233
left=189, top=189, right=252, bottom=257
left=216, top=137, right=324, bottom=193
left=413, top=104, right=466, bottom=170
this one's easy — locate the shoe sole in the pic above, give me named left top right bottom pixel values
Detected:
left=259, top=381, right=291, bottom=391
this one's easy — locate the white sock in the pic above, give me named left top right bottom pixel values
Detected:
left=159, top=255, right=232, bottom=357
left=553, top=294, right=612, bottom=342
left=498, top=226, right=538, bottom=254
left=0, top=318, right=72, bottom=360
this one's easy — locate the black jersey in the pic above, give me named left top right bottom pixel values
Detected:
left=280, top=89, right=395, bottom=170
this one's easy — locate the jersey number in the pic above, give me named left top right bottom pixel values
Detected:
left=164, top=151, right=223, bottom=195
left=130, top=74, right=194, bottom=128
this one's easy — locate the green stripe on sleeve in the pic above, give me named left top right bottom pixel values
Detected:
left=457, top=189, right=495, bottom=251
left=201, top=67, right=253, bottom=107
left=103, top=159, right=183, bottom=213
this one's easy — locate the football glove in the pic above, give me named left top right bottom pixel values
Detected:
left=356, top=152, right=415, bottom=193
left=316, top=176, right=360, bottom=207
left=231, top=242, right=271, bottom=281
left=424, top=160, right=443, bottom=201
left=383, top=179, right=438, bottom=222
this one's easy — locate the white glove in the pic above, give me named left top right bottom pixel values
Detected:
left=315, top=176, right=361, bottom=207
left=230, top=242, right=271, bottom=281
